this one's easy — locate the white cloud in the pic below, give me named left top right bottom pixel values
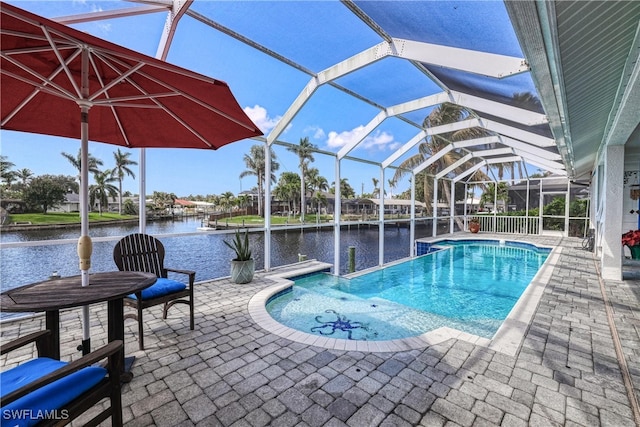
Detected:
left=388, top=142, right=401, bottom=151
left=362, top=130, right=395, bottom=151
left=243, top=105, right=281, bottom=134
left=326, top=126, right=397, bottom=151
left=303, top=125, right=326, bottom=140
left=326, top=126, right=367, bottom=148
left=97, top=23, right=112, bottom=33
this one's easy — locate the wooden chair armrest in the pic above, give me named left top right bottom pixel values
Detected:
left=165, top=268, right=196, bottom=285
left=1, top=330, right=51, bottom=356
left=1, top=340, right=123, bottom=405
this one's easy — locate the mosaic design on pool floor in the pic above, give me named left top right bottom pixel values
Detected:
left=311, top=309, right=379, bottom=340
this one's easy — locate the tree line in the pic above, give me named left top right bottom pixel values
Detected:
left=1, top=149, right=137, bottom=215
left=2, top=100, right=547, bottom=218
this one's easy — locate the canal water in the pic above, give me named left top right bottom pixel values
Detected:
left=1, top=217, right=432, bottom=295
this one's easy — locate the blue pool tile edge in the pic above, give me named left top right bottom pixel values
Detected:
left=417, top=237, right=552, bottom=256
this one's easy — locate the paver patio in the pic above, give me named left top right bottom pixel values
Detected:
left=1, top=234, right=639, bottom=426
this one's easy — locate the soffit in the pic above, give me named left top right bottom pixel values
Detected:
left=507, top=0, right=640, bottom=181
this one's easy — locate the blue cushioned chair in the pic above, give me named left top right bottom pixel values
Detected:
left=0, top=330, right=123, bottom=427
left=113, top=233, right=195, bottom=350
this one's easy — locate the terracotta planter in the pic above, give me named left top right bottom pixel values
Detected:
left=230, top=259, right=254, bottom=284
left=469, top=222, right=480, bottom=233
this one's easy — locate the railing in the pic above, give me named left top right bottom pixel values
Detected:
left=471, top=215, right=540, bottom=235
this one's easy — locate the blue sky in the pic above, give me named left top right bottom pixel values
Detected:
left=1, top=1, right=535, bottom=198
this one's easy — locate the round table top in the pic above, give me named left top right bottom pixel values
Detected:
left=0, top=271, right=157, bottom=312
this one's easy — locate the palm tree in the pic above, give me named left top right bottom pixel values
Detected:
left=16, top=168, right=33, bottom=186
left=331, top=178, right=356, bottom=199
left=113, top=149, right=137, bottom=215
left=388, top=178, right=396, bottom=198
left=61, top=149, right=103, bottom=185
left=237, top=194, right=250, bottom=215
left=307, top=167, right=329, bottom=220
left=89, top=170, right=118, bottom=215
left=287, top=137, right=317, bottom=221
left=392, top=103, right=490, bottom=216
left=0, top=156, right=16, bottom=188
left=274, top=172, right=301, bottom=215
left=372, top=177, right=379, bottom=197
left=487, top=92, right=543, bottom=183
left=219, top=191, right=236, bottom=217
left=209, top=194, right=221, bottom=211
left=509, top=92, right=543, bottom=183
left=480, top=182, right=509, bottom=211
left=240, top=144, right=279, bottom=217
left=149, top=191, right=177, bottom=216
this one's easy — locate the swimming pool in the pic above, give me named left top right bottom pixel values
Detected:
left=265, top=239, right=551, bottom=342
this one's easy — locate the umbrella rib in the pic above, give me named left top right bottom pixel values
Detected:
left=119, top=76, right=214, bottom=147
left=1, top=52, right=80, bottom=100
left=107, top=68, right=213, bottom=147
left=146, top=71, right=254, bottom=130
left=86, top=53, right=132, bottom=147
left=0, top=49, right=84, bottom=127
left=95, top=49, right=258, bottom=132
left=2, top=4, right=258, bottom=147
left=88, top=62, right=145, bottom=102
left=0, top=41, right=76, bottom=57
left=41, top=26, right=83, bottom=99
left=87, top=51, right=226, bottom=146
left=90, top=101, right=167, bottom=108
left=0, top=26, right=76, bottom=46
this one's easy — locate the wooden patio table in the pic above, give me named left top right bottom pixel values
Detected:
left=0, top=271, right=156, bottom=381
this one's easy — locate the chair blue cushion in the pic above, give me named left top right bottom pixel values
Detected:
left=128, top=277, right=186, bottom=300
left=0, top=358, right=107, bottom=427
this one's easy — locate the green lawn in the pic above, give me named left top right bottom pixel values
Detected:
left=8, top=212, right=137, bottom=225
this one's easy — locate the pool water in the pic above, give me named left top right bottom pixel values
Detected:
left=266, top=240, right=550, bottom=341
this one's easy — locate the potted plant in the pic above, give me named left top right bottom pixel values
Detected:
left=622, top=229, right=640, bottom=260
left=468, top=217, right=480, bottom=233
left=224, top=229, right=254, bottom=284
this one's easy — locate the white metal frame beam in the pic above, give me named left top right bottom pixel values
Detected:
left=340, top=90, right=548, bottom=160
left=339, top=92, right=452, bottom=159
left=268, top=37, right=531, bottom=145
left=267, top=41, right=392, bottom=144
left=434, top=148, right=514, bottom=179
left=54, top=5, right=170, bottom=24
left=156, top=0, right=193, bottom=60
left=392, top=39, right=529, bottom=78
left=453, top=161, right=488, bottom=182
left=434, top=153, right=473, bottom=179
left=386, top=119, right=557, bottom=175
left=498, top=136, right=562, bottom=161
left=480, top=117, right=555, bottom=147
left=409, top=136, right=498, bottom=174
left=449, top=91, right=547, bottom=126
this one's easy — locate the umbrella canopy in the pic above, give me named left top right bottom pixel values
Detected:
left=0, top=1, right=262, bottom=354
left=0, top=1, right=262, bottom=147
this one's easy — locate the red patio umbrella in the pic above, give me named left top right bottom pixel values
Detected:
left=0, top=2, right=262, bottom=353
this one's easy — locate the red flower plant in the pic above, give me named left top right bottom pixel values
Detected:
left=622, top=230, right=640, bottom=247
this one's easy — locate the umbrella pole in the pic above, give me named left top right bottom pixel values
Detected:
left=139, top=148, right=146, bottom=233
left=77, top=49, right=92, bottom=355
left=78, top=107, right=92, bottom=355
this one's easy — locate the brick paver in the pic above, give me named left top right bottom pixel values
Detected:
left=2, top=235, right=639, bottom=426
